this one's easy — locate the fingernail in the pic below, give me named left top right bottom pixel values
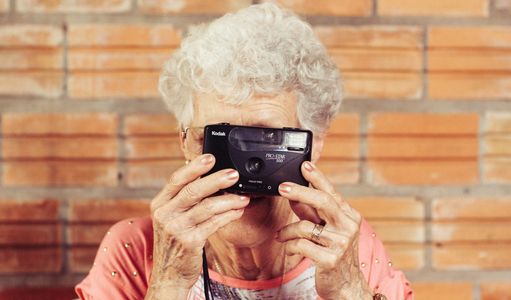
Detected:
left=225, top=169, right=239, bottom=180
left=240, top=196, right=249, bottom=202
left=304, top=161, right=314, bottom=172
left=279, top=183, right=292, bottom=193
left=201, top=154, right=213, bottom=164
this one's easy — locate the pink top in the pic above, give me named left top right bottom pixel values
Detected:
left=75, top=217, right=414, bottom=300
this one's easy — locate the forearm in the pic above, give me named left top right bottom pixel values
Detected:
left=337, top=276, right=373, bottom=300
left=144, top=281, right=190, bottom=300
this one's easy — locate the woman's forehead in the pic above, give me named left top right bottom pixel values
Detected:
left=192, top=92, right=299, bottom=128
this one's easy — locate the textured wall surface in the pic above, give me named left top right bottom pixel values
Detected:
left=1, top=0, right=511, bottom=299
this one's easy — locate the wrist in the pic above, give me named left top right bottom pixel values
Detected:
left=145, top=280, right=190, bottom=299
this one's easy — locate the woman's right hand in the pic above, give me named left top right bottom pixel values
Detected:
left=145, top=154, right=249, bottom=299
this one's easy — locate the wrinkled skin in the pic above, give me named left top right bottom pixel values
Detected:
left=145, top=92, right=373, bottom=300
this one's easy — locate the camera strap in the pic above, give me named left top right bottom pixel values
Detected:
left=202, top=248, right=215, bottom=300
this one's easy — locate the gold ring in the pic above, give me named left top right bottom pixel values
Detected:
left=311, top=223, right=324, bottom=242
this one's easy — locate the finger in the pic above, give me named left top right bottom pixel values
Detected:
left=279, top=182, right=340, bottom=225
left=193, top=208, right=246, bottom=240
left=151, top=154, right=216, bottom=211
left=277, top=221, right=345, bottom=248
left=182, top=194, right=250, bottom=226
left=301, top=161, right=336, bottom=195
left=174, top=168, right=240, bottom=209
left=289, top=201, right=322, bottom=224
left=284, top=238, right=340, bottom=269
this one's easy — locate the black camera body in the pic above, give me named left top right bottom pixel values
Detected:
left=202, top=123, right=313, bottom=195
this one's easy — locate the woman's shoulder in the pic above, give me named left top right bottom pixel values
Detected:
left=108, top=216, right=154, bottom=243
left=75, top=216, right=154, bottom=300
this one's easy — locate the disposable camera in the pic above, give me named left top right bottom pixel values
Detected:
left=202, top=123, right=313, bottom=195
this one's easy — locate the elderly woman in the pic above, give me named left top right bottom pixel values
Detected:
left=76, top=3, right=413, bottom=300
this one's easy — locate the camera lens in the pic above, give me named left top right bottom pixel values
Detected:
left=245, top=157, right=265, bottom=175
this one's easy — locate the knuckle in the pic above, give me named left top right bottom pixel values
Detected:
left=324, top=254, right=338, bottom=269
left=167, top=170, right=183, bottom=186
left=296, top=239, right=308, bottom=249
left=182, top=183, right=200, bottom=200
left=318, top=193, right=330, bottom=208
left=298, top=221, right=310, bottom=234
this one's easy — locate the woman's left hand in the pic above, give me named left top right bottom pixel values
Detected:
left=277, top=161, right=373, bottom=300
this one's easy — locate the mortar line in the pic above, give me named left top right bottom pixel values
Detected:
left=479, top=112, right=486, bottom=185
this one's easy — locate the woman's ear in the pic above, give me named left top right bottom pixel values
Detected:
left=179, top=129, right=192, bottom=161
left=311, top=134, right=325, bottom=163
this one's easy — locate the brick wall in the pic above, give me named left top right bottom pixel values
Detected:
left=0, top=0, right=511, bottom=299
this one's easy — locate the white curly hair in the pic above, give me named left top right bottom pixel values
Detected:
left=158, top=2, right=342, bottom=135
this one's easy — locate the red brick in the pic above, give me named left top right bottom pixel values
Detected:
left=0, top=199, right=58, bottom=222
left=68, top=24, right=181, bottom=47
left=0, top=72, right=63, bottom=98
left=126, top=160, right=182, bottom=188
left=486, top=112, right=511, bottom=133
left=0, top=287, right=77, bottom=300
left=0, top=49, right=63, bottom=70
left=67, top=224, right=110, bottom=245
left=3, top=161, right=118, bottom=187
left=68, top=71, right=159, bottom=99
left=328, top=114, right=359, bottom=135
left=370, top=220, right=425, bottom=243
left=429, top=73, right=511, bottom=100
left=0, top=248, right=62, bottom=273
left=347, top=197, right=424, bottom=219
left=329, top=48, right=422, bottom=72
left=368, top=113, right=479, bottom=135
left=315, top=26, right=423, bottom=100
left=69, top=199, right=149, bottom=222
left=125, top=137, right=182, bottom=160
left=367, top=113, right=479, bottom=185
left=315, top=26, right=423, bottom=49
left=368, top=137, right=478, bottom=159
left=0, top=224, right=61, bottom=246
left=432, top=221, right=511, bottom=242
left=429, top=27, right=511, bottom=100
left=481, top=282, right=511, bottom=300
left=3, top=137, right=118, bottom=159
left=484, top=158, right=511, bottom=183
left=322, top=114, right=359, bottom=160
left=69, top=246, right=95, bottom=273
left=316, top=160, right=359, bottom=184
left=321, top=137, right=359, bottom=159
left=68, top=48, right=172, bottom=71
left=344, top=72, right=422, bottom=99
left=123, top=114, right=179, bottom=135
left=413, top=282, right=473, bottom=300
left=433, top=244, right=511, bottom=270
left=367, top=160, right=479, bottom=185
left=265, top=0, right=372, bottom=16
left=429, top=49, right=511, bottom=72
left=385, top=244, right=425, bottom=270
left=379, top=0, right=488, bottom=16
left=2, top=113, right=118, bottom=136
left=0, top=25, right=63, bottom=47
left=429, top=27, right=511, bottom=49
left=0, top=0, right=9, bottom=11
left=138, top=0, right=250, bottom=15
left=495, top=0, right=511, bottom=15
left=484, top=113, right=511, bottom=183
left=432, top=197, right=511, bottom=220
left=16, top=0, right=130, bottom=13
left=485, top=136, right=511, bottom=156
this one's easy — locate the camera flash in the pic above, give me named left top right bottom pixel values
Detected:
left=285, top=132, right=307, bottom=149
